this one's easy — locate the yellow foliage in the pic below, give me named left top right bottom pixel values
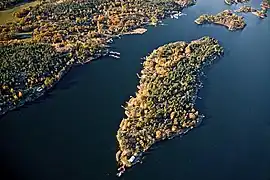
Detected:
left=155, top=130, right=162, bottom=139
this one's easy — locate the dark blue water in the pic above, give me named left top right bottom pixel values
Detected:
left=1, top=1, right=270, bottom=180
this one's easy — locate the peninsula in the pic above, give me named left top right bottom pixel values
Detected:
left=116, top=37, right=223, bottom=176
left=195, top=10, right=246, bottom=31
left=0, top=0, right=196, bottom=117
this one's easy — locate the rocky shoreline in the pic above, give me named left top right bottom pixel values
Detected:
left=116, top=37, right=223, bottom=176
left=195, top=10, right=246, bottom=31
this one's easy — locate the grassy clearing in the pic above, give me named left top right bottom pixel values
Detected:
left=0, top=1, right=39, bottom=25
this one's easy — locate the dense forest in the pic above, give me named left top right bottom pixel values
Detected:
left=0, top=0, right=269, bottom=115
left=116, top=37, right=224, bottom=169
left=0, top=0, right=195, bottom=61
left=0, top=42, right=71, bottom=113
left=0, top=0, right=196, bottom=115
left=195, top=10, right=246, bottom=31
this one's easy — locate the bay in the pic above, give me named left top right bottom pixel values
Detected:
left=0, top=0, right=270, bottom=180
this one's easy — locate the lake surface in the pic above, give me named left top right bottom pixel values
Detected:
left=1, top=0, right=270, bottom=180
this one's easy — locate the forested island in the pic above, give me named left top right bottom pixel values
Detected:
left=0, top=0, right=196, bottom=116
left=116, top=37, right=223, bottom=176
left=234, top=0, right=270, bottom=19
left=195, top=10, right=246, bottom=31
left=195, top=0, right=270, bottom=31
left=235, top=5, right=267, bottom=18
left=224, top=0, right=249, bottom=5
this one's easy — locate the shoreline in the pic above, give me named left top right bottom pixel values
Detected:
left=116, top=37, right=223, bottom=177
left=0, top=0, right=196, bottom=118
left=0, top=48, right=109, bottom=118
left=195, top=10, right=246, bottom=31
left=116, top=52, right=219, bottom=172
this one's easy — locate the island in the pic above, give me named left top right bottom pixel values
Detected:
left=235, top=5, right=256, bottom=13
left=228, top=0, right=270, bottom=19
left=116, top=37, right=223, bottom=176
left=256, top=0, right=270, bottom=18
left=0, top=0, right=196, bottom=117
left=194, top=10, right=246, bottom=31
left=235, top=5, right=267, bottom=19
left=261, top=0, right=270, bottom=10
left=224, top=0, right=249, bottom=5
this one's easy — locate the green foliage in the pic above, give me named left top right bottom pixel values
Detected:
left=44, top=77, right=53, bottom=87
left=0, top=43, right=69, bottom=108
left=117, top=37, right=223, bottom=165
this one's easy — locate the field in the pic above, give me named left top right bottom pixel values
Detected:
left=0, top=1, right=39, bottom=25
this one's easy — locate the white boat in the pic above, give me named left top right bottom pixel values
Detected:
left=106, top=39, right=113, bottom=43
left=179, top=12, right=187, bottom=16
left=173, top=14, right=179, bottom=19
left=109, top=51, right=121, bottom=55
left=109, top=54, right=120, bottom=59
left=171, top=12, right=187, bottom=19
left=37, top=87, right=43, bottom=92
left=116, top=171, right=123, bottom=177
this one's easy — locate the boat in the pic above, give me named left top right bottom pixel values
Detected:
left=36, top=87, right=43, bottom=92
left=109, top=51, right=121, bottom=55
left=116, top=171, right=123, bottom=177
left=224, top=0, right=232, bottom=5
left=173, top=14, right=179, bottom=19
left=128, top=152, right=143, bottom=164
left=106, top=38, right=113, bottom=43
left=179, top=12, right=187, bottom=16
left=116, top=166, right=125, bottom=177
left=109, top=54, right=120, bottom=59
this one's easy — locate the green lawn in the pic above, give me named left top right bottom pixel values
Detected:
left=0, top=1, right=39, bottom=25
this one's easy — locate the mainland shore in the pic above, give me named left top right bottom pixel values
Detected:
left=0, top=0, right=196, bottom=117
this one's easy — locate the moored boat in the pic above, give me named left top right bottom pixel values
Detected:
left=109, top=51, right=121, bottom=55
left=36, top=87, right=43, bottom=92
left=109, top=54, right=120, bottom=59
